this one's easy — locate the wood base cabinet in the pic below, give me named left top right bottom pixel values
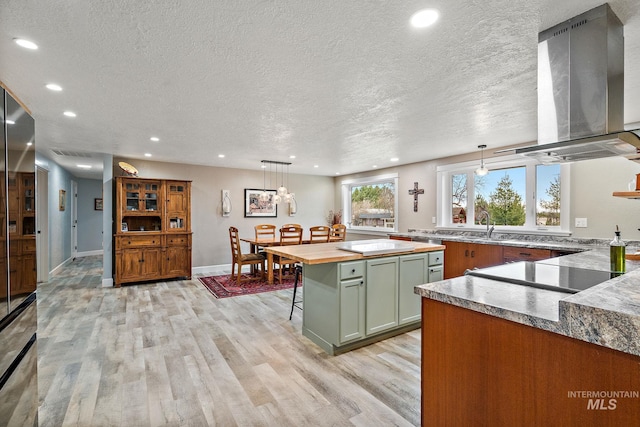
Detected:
left=422, top=299, right=640, bottom=425
left=114, top=177, right=191, bottom=287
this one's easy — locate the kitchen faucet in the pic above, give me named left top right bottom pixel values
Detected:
left=478, top=210, right=495, bottom=239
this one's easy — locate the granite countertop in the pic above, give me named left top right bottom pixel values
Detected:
left=394, top=229, right=640, bottom=252
left=415, top=247, right=640, bottom=357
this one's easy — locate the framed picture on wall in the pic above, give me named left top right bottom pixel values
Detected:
left=95, top=198, right=103, bottom=210
left=59, top=189, right=66, bottom=211
left=244, top=189, right=277, bottom=217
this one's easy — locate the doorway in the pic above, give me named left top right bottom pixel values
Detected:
left=71, top=180, right=78, bottom=260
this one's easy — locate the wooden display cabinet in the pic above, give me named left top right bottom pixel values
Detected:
left=114, top=177, right=192, bottom=287
left=7, top=172, right=37, bottom=296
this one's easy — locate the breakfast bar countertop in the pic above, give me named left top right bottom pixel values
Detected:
left=415, top=248, right=640, bottom=357
left=263, top=239, right=445, bottom=265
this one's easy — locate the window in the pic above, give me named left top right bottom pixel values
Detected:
left=342, top=174, right=398, bottom=232
left=439, top=156, right=568, bottom=233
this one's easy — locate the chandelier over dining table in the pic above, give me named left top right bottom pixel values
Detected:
left=260, top=160, right=294, bottom=204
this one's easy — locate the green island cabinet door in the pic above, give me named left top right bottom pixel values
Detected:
left=339, top=261, right=365, bottom=344
left=398, top=253, right=429, bottom=325
left=366, top=257, right=399, bottom=335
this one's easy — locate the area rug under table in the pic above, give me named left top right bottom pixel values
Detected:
left=198, top=273, right=299, bottom=298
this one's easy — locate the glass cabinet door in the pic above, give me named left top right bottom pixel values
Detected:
left=143, top=182, right=159, bottom=211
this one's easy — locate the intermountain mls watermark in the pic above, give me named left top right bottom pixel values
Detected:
left=568, top=390, right=640, bottom=410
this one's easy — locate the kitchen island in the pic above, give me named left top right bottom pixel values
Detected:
left=415, top=248, right=640, bottom=425
left=264, top=239, right=445, bottom=355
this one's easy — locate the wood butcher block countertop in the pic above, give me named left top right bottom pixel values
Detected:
left=263, top=239, right=445, bottom=265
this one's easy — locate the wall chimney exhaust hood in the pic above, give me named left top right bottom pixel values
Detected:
left=516, top=4, right=640, bottom=163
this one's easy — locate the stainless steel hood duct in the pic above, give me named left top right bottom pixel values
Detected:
left=516, top=4, right=640, bottom=163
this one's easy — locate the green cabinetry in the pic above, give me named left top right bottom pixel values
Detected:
left=302, top=250, right=444, bottom=355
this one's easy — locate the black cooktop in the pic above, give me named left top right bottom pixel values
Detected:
left=465, top=261, right=617, bottom=294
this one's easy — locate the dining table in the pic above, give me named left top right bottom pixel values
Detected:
left=240, top=236, right=310, bottom=284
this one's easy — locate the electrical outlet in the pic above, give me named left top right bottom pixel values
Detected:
left=432, top=216, right=437, bottom=224
left=575, top=217, right=588, bottom=228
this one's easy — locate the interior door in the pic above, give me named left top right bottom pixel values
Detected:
left=36, top=166, right=49, bottom=282
left=71, top=180, right=77, bottom=259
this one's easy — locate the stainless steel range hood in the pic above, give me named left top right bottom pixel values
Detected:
left=517, top=4, right=640, bottom=163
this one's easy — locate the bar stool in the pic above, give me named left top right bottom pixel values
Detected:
left=289, top=264, right=303, bottom=320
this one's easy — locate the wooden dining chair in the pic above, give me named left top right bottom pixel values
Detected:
left=309, top=225, right=331, bottom=243
left=330, top=223, right=347, bottom=242
left=229, top=226, right=265, bottom=285
left=254, top=224, right=276, bottom=240
left=273, top=226, right=303, bottom=283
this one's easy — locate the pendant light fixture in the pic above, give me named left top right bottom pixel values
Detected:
left=261, top=160, right=292, bottom=204
left=475, top=144, right=489, bottom=176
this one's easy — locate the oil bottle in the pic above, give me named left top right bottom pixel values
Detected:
left=610, top=225, right=626, bottom=274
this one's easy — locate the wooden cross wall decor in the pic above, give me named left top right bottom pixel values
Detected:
left=408, top=182, right=424, bottom=212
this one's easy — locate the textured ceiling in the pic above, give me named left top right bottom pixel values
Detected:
left=2, top=0, right=640, bottom=179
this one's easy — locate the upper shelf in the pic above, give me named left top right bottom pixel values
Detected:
left=612, top=191, right=640, bottom=199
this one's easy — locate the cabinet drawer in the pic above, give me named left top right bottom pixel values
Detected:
left=340, top=261, right=364, bottom=280
left=503, top=246, right=551, bottom=262
left=167, top=235, right=190, bottom=246
left=428, top=251, right=443, bottom=266
left=428, top=266, right=443, bottom=282
left=22, top=239, right=37, bottom=253
left=117, top=235, right=162, bottom=248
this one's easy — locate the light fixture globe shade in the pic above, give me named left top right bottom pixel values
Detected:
left=259, top=191, right=270, bottom=202
left=475, top=166, right=489, bottom=176
left=277, top=185, right=288, bottom=196
left=273, top=194, right=282, bottom=204
left=284, top=193, right=293, bottom=203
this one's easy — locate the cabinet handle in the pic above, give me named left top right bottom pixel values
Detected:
left=470, top=251, right=475, bottom=258
left=351, top=269, right=356, bottom=273
left=464, top=250, right=469, bottom=257
left=360, top=281, right=364, bottom=286
left=520, top=252, right=531, bottom=256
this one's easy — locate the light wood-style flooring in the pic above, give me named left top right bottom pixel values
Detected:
left=36, top=256, right=421, bottom=426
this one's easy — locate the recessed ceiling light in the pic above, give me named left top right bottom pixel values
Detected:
left=218, top=154, right=225, bottom=158
left=335, top=172, right=340, bottom=175
left=144, top=153, right=152, bottom=157
left=46, top=83, right=62, bottom=91
left=27, top=142, right=33, bottom=146
left=150, top=137, right=159, bottom=142
left=289, top=155, right=296, bottom=159
left=261, top=165, right=267, bottom=169
left=14, top=38, right=38, bottom=50
left=372, top=165, right=378, bottom=168
left=313, top=165, right=319, bottom=168
left=6, top=120, right=15, bottom=125
left=410, top=9, right=439, bottom=28
left=77, top=164, right=92, bottom=169
left=63, top=111, right=76, bottom=117
left=390, top=157, right=399, bottom=162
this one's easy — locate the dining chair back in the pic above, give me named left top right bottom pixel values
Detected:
left=274, top=226, right=303, bottom=283
left=255, top=224, right=276, bottom=240
left=279, top=226, right=303, bottom=245
left=330, top=223, right=347, bottom=242
left=229, top=226, right=265, bottom=285
left=309, top=225, right=331, bottom=243
left=281, top=223, right=301, bottom=229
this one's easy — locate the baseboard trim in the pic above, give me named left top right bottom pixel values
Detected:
left=50, top=257, right=73, bottom=277
left=193, top=263, right=254, bottom=276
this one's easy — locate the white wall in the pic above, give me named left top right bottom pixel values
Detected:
left=115, top=158, right=336, bottom=269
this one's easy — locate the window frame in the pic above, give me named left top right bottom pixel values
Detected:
left=341, top=173, right=399, bottom=233
left=436, top=155, right=571, bottom=235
